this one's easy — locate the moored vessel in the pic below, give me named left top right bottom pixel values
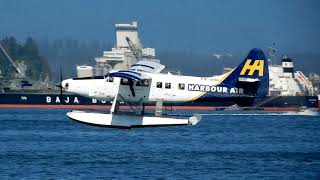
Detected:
left=0, top=22, right=319, bottom=111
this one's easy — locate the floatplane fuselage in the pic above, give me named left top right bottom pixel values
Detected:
left=62, top=72, right=244, bottom=104
left=62, top=49, right=269, bottom=128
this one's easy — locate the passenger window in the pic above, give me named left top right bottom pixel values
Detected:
left=178, top=83, right=185, bottom=90
left=120, top=79, right=129, bottom=85
left=165, top=83, right=171, bottom=89
left=156, top=82, right=162, bottom=88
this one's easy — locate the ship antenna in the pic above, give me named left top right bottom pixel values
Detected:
left=267, top=42, right=278, bottom=65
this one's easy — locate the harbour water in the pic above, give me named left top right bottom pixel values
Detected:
left=0, top=109, right=319, bottom=179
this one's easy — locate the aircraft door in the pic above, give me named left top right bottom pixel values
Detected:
left=149, top=81, right=165, bottom=101
left=163, top=82, right=175, bottom=101
left=133, top=79, right=151, bottom=101
left=104, top=77, right=119, bottom=98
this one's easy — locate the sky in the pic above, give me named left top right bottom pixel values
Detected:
left=1, top=0, right=320, bottom=54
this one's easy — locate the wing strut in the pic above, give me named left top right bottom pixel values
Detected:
left=110, top=94, right=119, bottom=114
left=128, top=79, right=135, bottom=97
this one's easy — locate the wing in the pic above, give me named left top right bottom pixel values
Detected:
left=107, top=60, right=166, bottom=97
left=130, top=60, right=166, bottom=73
left=108, top=70, right=150, bottom=81
left=107, top=60, right=166, bottom=81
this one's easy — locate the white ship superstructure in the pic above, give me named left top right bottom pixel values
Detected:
left=269, top=56, right=315, bottom=96
left=76, top=65, right=93, bottom=78
left=93, top=22, right=159, bottom=76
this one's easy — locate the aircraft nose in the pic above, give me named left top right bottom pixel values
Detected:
left=61, top=79, right=71, bottom=91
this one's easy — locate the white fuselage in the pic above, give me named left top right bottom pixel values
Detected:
left=62, top=73, right=226, bottom=103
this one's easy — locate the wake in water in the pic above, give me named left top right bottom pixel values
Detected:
left=199, top=111, right=319, bottom=116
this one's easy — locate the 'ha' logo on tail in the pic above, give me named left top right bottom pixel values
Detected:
left=219, top=48, right=269, bottom=97
left=240, top=59, right=264, bottom=76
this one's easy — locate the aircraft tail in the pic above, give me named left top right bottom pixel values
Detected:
left=220, top=48, right=269, bottom=97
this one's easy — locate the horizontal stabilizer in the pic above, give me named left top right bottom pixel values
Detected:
left=238, top=77, right=260, bottom=82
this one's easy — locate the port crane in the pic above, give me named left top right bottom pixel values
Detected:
left=0, top=40, right=32, bottom=89
left=126, top=37, right=142, bottom=60
left=0, top=42, right=23, bottom=76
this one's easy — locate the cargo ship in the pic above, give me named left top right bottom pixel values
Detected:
left=0, top=88, right=317, bottom=111
left=0, top=22, right=319, bottom=111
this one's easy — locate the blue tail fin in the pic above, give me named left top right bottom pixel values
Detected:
left=220, top=48, right=269, bottom=97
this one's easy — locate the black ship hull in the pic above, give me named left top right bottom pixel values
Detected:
left=0, top=93, right=318, bottom=111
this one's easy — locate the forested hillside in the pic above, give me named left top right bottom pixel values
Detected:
left=0, top=37, right=51, bottom=81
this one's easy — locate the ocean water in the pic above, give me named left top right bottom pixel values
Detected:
left=0, top=109, right=319, bottom=179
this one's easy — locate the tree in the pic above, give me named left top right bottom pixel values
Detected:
left=23, top=37, right=39, bottom=57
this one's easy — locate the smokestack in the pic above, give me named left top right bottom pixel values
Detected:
left=282, top=55, right=294, bottom=78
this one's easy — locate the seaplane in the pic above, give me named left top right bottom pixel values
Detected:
left=60, top=48, right=269, bottom=128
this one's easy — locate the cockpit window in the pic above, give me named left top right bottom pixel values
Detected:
left=120, top=79, right=129, bottom=85
left=106, top=77, right=114, bottom=82
left=136, top=80, right=150, bottom=87
left=65, top=83, right=69, bottom=90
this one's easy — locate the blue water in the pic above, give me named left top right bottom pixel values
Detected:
left=0, top=109, right=319, bottom=179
